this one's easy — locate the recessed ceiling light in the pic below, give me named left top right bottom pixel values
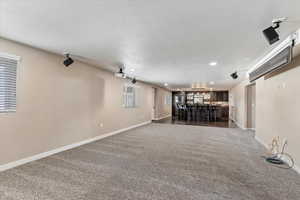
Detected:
left=209, top=61, right=217, bottom=66
left=209, top=81, right=215, bottom=85
left=164, top=83, right=168, bottom=86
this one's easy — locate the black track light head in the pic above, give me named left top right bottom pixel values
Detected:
left=131, top=78, right=137, bottom=84
left=63, top=54, right=74, bottom=67
left=263, top=26, right=280, bottom=45
left=231, top=72, right=238, bottom=79
left=262, top=18, right=286, bottom=45
left=115, top=67, right=127, bottom=78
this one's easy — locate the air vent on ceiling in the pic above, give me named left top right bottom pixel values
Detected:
left=249, top=45, right=293, bottom=82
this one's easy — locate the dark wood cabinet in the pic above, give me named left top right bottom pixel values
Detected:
left=223, top=92, right=228, bottom=101
left=172, top=91, right=228, bottom=104
left=215, top=91, right=228, bottom=101
left=210, top=92, right=216, bottom=101
left=216, top=92, right=222, bottom=101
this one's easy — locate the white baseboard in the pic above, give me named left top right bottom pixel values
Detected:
left=153, top=114, right=171, bottom=121
left=254, top=135, right=269, bottom=149
left=294, top=165, right=300, bottom=174
left=230, top=118, right=246, bottom=130
left=254, top=135, right=300, bottom=175
left=0, top=121, right=151, bottom=172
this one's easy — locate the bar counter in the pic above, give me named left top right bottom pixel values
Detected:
left=174, top=104, right=229, bottom=122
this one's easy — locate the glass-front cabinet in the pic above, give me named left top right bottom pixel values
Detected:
left=173, top=91, right=229, bottom=106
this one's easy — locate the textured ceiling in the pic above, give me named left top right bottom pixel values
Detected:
left=1, top=0, right=300, bottom=89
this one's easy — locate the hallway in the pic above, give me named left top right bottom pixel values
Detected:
left=0, top=124, right=299, bottom=200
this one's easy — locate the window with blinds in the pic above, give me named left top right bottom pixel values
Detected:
left=164, top=95, right=171, bottom=105
left=123, top=85, right=137, bottom=108
left=0, top=55, right=18, bottom=113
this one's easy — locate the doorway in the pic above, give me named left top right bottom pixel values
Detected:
left=246, top=83, right=256, bottom=130
left=151, top=87, right=157, bottom=120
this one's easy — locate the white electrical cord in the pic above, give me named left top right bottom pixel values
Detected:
left=266, top=138, right=294, bottom=169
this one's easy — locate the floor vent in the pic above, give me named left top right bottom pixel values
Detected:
left=249, top=45, right=293, bottom=82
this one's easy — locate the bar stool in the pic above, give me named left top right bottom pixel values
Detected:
left=197, top=105, right=203, bottom=121
left=174, top=103, right=180, bottom=120
left=196, top=105, right=200, bottom=121
left=216, top=107, right=222, bottom=121
left=201, top=105, right=210, bottom=122
left=177, top=104, right=183, bottom=120
left=186, top=105, right=193, bottom=121
left=209, top=106, right=217, bottom=122
left=194, top=105, right=200, bottom=121
left=181, top=104, right=188, bottom=121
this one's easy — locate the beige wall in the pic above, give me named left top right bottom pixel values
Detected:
left=256, top=55, right=300, bottom=168
left=229, top=80, right=250, bottom=129
left=154, top=88, right=172, bottom=119
left=230, top=55, right=300, bottom=169
left=246, top=84, right=256, bottom=129
left=0, top=38, right=168, bottom=165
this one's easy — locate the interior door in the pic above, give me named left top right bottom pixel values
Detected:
left=151, top=88, right=157, bottom=120
left=247, top=84, right=256, bottom=129
left=251, top=85, right=256, bottom=129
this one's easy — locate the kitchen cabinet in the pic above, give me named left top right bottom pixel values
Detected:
left=216, top=91, right=228, bottom=101
left=172, top=91, right=228, bottom=104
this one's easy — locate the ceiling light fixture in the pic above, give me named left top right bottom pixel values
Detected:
left=263, top=17, right=287, bottom=45
left=114, top=67, right=127, bottom=79
left=209, top=81, right=215, bottom=85
left=63, top=54, right=74, bottom=67
left=164, top=83, right=168, bottom=87
left=131, top=77, right=137, bottom=84
left=230, top=72, right=238, bottom=79
left=209, top=61, right=217, bottom=66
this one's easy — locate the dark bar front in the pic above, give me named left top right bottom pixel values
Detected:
left=172, top=91, right=229, bottom=123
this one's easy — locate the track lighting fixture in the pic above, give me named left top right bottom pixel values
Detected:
left=263, top=18, right=287, bottom=45
left=114, top=67, right=127, bottom=79
left=63, top=54, right=74, bottom=67
left=131, top=77, right=137, bottom=84
left=230, top=72, right=238, bottom=79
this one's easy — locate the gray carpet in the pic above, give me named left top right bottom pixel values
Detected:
left=0, top=124, right=299, bottom=200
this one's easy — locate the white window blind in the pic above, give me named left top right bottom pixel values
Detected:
left=123, top=85, right=137, bottom=108
left=165, top=95, right=172, bottom=105
left=0, top=56, right=18, bottom=113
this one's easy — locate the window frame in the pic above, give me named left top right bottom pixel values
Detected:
left=123, top=84, right=138, bottom=108
left=0, top=52, right=20, bottom=114
left=165, top=94, right=172, bottom=105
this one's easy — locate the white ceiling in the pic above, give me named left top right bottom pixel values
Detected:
left=1, top=0, right=300, bottom=90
